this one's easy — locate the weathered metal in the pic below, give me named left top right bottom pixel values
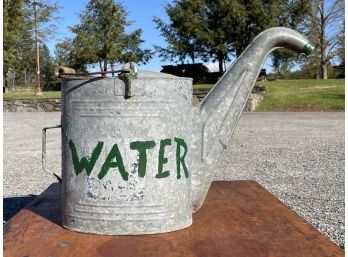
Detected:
left=42, top=124, right=62, bottom=182
left=190, top=27, right=315, bottom=211
left=45, top=27, right=314, bottom=235
left=61, top=69, right=193, bottom=235
left=4, top=181, right=344, bottom=257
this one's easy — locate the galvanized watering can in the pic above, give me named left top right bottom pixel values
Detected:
left=43, top=27, right=314, bottom=235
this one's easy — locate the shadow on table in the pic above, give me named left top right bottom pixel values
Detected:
left=3, top=195, right=38, bottom=221
left=4, top=183, right=61, bottom=225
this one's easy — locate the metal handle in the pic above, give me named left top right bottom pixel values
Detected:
left=42, top=125, right=62, bottom=183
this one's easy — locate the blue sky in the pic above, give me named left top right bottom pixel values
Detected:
left=47, top=0, right=249, bottom=72
left=46, top=0, right=311, bottom=73
left=47, top=0, right=172, bottom=71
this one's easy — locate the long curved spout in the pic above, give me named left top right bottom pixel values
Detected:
left=191, top=27, right=314, bottom=211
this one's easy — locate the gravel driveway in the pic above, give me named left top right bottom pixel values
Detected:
left=3, top=112, right=344, bottom=248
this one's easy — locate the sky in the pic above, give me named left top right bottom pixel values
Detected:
left=47, top=0, right=174, bottom=72
left=46, top=0, right=298, bottom=73
left=46, top=0, right=250, bottom=72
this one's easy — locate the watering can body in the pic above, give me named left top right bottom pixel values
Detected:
left=61, top=72, right=194, bottom=234
left=43, top=27, right=314, bottom=235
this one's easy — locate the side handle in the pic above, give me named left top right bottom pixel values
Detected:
left=42, top=125, right=62, bottom=183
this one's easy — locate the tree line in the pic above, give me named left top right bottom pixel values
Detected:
left=4, top=0, right=59, bottom=90
left=3, top=0, right=345, bottom=90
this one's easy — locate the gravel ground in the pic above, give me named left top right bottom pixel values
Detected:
left=3, top=112, right=344, bottom=248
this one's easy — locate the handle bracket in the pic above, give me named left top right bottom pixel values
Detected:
left=42, top=125, right=62, bottom=183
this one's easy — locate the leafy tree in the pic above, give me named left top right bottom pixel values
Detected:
left=54, top=39, right=87, bottom=71
left=153, top=0, right=205, bottom=64
left=55, top=39, right=73, bottom=67
left=271, top=50, right=297, bottom=78
left=270, top=0, right=311, bottom=75
left=154, top=0, right=238, bottom=74
left=3, top=0, right=31, bottom=73
left=154, top=0, right=310, bottom=74
left=68, top=0, right=151, bottom=72
left=7, top=44, right=56, bottom=88
left=4, top=0, right=59, bottom=88
left=40, top=44, right=56, bottom=86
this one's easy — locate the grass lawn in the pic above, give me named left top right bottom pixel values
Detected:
left=257, top=79, right=344, bottom=112
left=4, top=91, right=61, bottom=100
left=194, top=79, right=344, bottom=112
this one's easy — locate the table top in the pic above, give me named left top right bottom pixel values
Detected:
left=4, top=180, right=344, bottom=257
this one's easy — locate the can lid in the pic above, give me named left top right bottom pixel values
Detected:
left=58, top=62, right=191, bottom=80
left=119, top=66, right=192, bottom=98
left=136, top=70, right=192, bottom=80
left=61, top=63, right=193, bottom=98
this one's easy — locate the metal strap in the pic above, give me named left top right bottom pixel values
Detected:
left=42, top=125, right=62, bottom=183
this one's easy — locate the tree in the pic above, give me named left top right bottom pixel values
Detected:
left=55, top=39, right=74, bottom=67
left=153, top=0, right=205, bottom=64
left=305, top=0, right=344, bottom=79
left=54, top=39, right=87, bottom=71
left=30, top=0, right=59, bottom=92
left=68, top=0, right=151, bottom=72
left=270, top=0, right=311, bottom=75
left=154, top=0, right=310, bottom=74
left=337, top=24, right=345, bottom=66
left=154, top=0, right=238, bottom=74
left=3, top=0, right=59, bottom=89
left=40, top=44, right=56, bottom=86
left=3, top=0, right=31, bottom=74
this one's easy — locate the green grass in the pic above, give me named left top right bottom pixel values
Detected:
left=256, top=79, right=344, bottom=112
left=194, top=79, right=344, bottom=112
left=193, top=84, right=214, bottom=90
left=4, top=91, right=61, bottom=100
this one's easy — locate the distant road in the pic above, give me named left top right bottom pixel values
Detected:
left=3, top=112, right=344, bottom=248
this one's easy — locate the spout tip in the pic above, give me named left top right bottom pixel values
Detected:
left=303, top=43, right=315, bottom=56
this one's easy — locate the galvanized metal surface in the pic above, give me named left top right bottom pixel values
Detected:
left=42, top=124, right=62, bottom=182
left=61, top=71, right=193, bottom=234
left=190, top=27, right=314, bottom=211
left=4, top=181, right=344, bottom=257
left=57, top=27, right=314, bottom=235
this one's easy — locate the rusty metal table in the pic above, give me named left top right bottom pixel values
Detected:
left=4, top=181, right=344, bottom=257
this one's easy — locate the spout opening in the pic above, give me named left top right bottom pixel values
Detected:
left=304, top=43, right=315, bottom=56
